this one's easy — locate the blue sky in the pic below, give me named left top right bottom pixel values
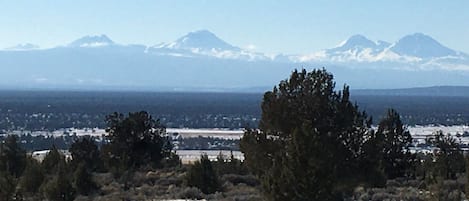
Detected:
left=0, top=0, right=468, bottom=54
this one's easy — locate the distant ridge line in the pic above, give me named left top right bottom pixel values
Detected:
left=352, top=86, right=469, bottom=97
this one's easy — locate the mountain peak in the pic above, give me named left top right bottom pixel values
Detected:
left=390, top=33, right=456, bottom=58
left=186, top=29, right=217, bottom=38
left=342, top=35, right=375, bottom=46
left=68, top=34, right=115, bottom=48
left=329, top=34, right=380, bottom=53
left=160, top=30, right=239, bottom=51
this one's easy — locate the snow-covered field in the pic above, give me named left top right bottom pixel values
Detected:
left=5, top=126, right=469, bottom=140
left=3, top=128, right=245, bottom=139
left=176, top=150, right=244, bottom=164
left=167, top=128, right=244, bottom=139
left=13, top=126, right=469, bottom=163
left=407, top=125, right=469, bottom=145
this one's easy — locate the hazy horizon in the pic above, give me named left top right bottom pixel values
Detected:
left=1, top=1, right=469, bottom=91
left=0, top=1, right=468, bottom=54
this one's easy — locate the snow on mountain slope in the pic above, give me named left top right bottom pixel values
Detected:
left=295, top=33, right=469, bottom=70
left=2, top=30, right=469, bottom=70
left=56, top=31, right=469, bottom=68
left=148, top=30, right=269, bottom=61
left=156, top=30, right=239, bottom=51
left=4, top=43, right=40, bottom=51
left=68, top=34, right=115, bottom=48
left=2, top=30, right=469, bottom=90
left=294, top=35, right=419, bottom=63
left=390, top=33, right=458, bottom=58
left=330, top=34, right=382, bottom=52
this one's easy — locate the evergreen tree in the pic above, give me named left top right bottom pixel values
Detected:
left=215, top=151, right=248, bottom=175
left=185, top=154, right=221, bottom=194
left=241, top=69, right=373, bottom=200
left=466, top=156, right=469, bottom=200
left=19, top=157, right=44, bottom=194
left=0, top=135, right=27, bottom=178
left=69, top=137, right=100, bottom=171
left=103, top=111, right=171, bottom=172
left=427, top=131, right=464, bottom=179
left=41, top=163, right=75, bottom=201
left=0, top=170, right=16, bottom=201
left=375, top=109, right=414, bottom=179
left=41, top=145, right=66, bottom=174
left=73, top=162, right=97, bottom=196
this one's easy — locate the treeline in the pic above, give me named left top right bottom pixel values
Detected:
left=3, top=90, right=469, bottom=131
left=0, top=134, right=104, bottom=152
left=0, top=111, right=257, bottom=201
left=240, top=69, right=469, bottom=200
left=0, top=91, right=261, bottom=130
left=0, top=111, right=181, bottom=200
left=0, top=134, right=239, bottom=152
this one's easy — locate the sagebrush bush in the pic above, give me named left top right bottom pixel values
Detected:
left=221, top=174, right=259, bottom=187
left=178, top=187, right=204, bottom=199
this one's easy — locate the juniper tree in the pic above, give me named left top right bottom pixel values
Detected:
left=185, top=154, right=221, bottom=194
left=241, top=69, right=374, bottom=201
left=375, top=109, right=414, bottom=179
left=102, top=111, right=172, bottom=174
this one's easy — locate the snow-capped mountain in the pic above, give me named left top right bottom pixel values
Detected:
left=390, top=33, right=458, bottom=58
left=295, top=33, right=469, bottom=70
left=1, top=30, right=469, bottom=91
left=148, top=30, right=269, bottom=61
left=296, top=34, right=395, bottom=63
left=68, top=34, right=115, bottom=48
left=331, top=34, right=387, bottom=53
left=155, top=30, right=239, bottom=51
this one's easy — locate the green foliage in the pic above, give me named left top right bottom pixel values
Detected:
left=185, top=154, right=221, bottom=194
left=19, top=157, right=44, bottom=194
left=221, top=174, right=260, bottom=187
left=373, top=109, right=414, bottom=179
left=466, top=156, right=469, bottom=200
left=73, top=162, right=97, bottom=196
left=103, top=111, right=172, bottom=173
left=0, top=171, right=17, bottom=201
left=41, top=164, right=76, bottom=201
left=0, top=135, right=27, bottom=178
left=241, top=68, right=374, bottom=200
left=69, top=137, right=101, bottom=172
left=162, top=152, right=182, bottom=168
left=426, top=131, right=465, bottom=180
left=41, top=145, right=67, bottom=174
left=240, top=129, right=280, bottom=177
left=215, top=151, right=248, bottom=175
left=427, top=178, right=465, bottom=201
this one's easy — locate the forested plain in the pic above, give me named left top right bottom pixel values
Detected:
left=1, top=69, right=469, bottom=200
left=0, top=90, right=469, bottom=131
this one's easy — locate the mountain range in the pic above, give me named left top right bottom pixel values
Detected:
left=1, top=30, right=469, bottom=91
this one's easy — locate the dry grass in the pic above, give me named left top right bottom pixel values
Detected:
left=351, top=178, right=466, bottom=201
left=74, top=167, right=262, bottom=201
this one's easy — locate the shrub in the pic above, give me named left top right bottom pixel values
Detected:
left=73, top=162, right=98, bottom=196
left=178, top=187, right=203, bottom=200
left=0, top=171, right=16, bottom=201
left=19, top=157, right=44, bottom=194
left=222, top=174, right=259, bottom=187
left=42, top=145, right=66, bottom=174
left=41, top=175, right=76, bottom=201
left=185, top=154, right=221, bottom=194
